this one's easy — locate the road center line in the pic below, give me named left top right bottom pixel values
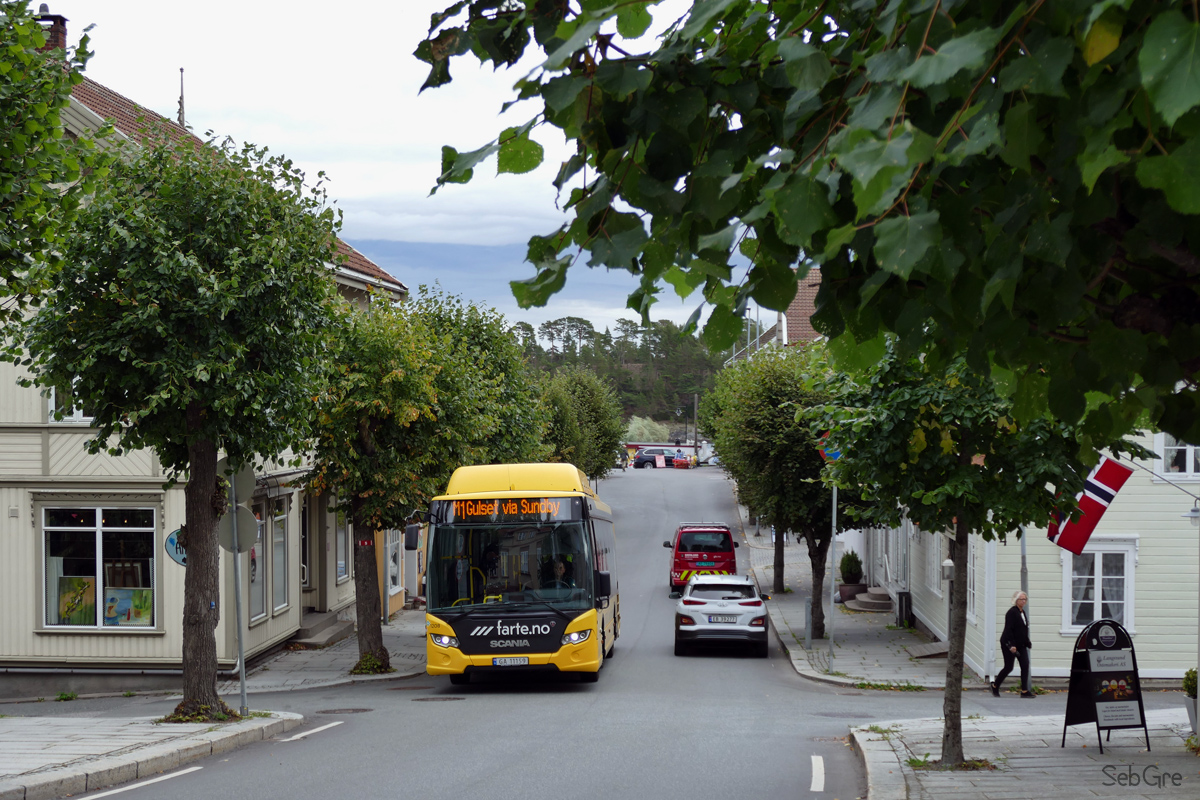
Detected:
left=283, top=721, right=344, bottom=741
left=86, top=766, right=202, bottom=798
left=810, top=754, right=825, bottom=792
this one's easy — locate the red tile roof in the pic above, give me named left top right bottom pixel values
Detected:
left=786, top=267, right=821, bottom=343
left=69, top=77, right=403, bottom=293
left=72, top=76, right=194, bottom=144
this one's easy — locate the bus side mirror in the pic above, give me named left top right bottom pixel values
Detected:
left=404, top=523, right=421, bottom=551
left=594, top=570, right=612, bottom=598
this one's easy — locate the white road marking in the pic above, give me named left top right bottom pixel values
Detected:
left=282, top=720, right=344, bottom=741
left=86, top=766, right=202, bottom=797
left=810, top=754, right=825, bottom=792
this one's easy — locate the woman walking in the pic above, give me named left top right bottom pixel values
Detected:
left=992, top=591, right=1035, bottom=698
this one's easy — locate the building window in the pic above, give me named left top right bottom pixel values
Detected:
left=250, top=506, right=267, bottom=620
left=336, top=508, right=350, bottom=581
left=43, top=507, right=155, bottom=628
left=47, top=385, right=93, bottom=424
left=925, top=530, right=944, bottom=596
left=966, top=538, right=978, bottom=622
left=1159, top=432, right=1198, bottom=476
left=385, top=529, right=402, bottom=596
left=1061, top=538, right=1136, bottom=631
left=271, top=497, right=288, bottom=611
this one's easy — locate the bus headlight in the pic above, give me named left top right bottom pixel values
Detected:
left=430, top=634, right=459, bottom=648
left=562, top=630, right=591, bottom=645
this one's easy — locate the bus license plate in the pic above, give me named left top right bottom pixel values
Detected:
left=493, top=657, right=529, bottom=666
left=709, top=615, right=737, bottom=624
left=697, top=561, right=715, bottom=566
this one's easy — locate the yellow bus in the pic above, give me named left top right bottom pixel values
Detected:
left=423, top=463, right=618, bottom=684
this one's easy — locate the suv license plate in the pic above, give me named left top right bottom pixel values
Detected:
left=493, top=657, right=529, bottom=666
left=709, top=615, right=737, bottom=624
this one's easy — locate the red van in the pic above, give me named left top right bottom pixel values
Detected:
left=663, top=522, right=738, bottom=592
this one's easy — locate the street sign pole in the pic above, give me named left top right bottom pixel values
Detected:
left=829, top=484, right=837, bottom=665
left=229, top=475, right=249, bottom=718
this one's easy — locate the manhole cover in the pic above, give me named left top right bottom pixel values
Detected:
left=315, top=708, right=372, bottom=714
left=388, top=685, right=434, bottom=691
left=412, top=697, right=465, bottom=702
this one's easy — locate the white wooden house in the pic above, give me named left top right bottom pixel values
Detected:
left=855, top=431, right=1200, bottom=681
left=0, top=12, right=408, bottom=697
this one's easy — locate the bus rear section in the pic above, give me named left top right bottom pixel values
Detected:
left=423, top=463, right=618, bottom=684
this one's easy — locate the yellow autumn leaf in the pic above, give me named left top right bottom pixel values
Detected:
left=939, top=428, right=955, bottom=455
left=1083, top=12, right=1121, bottom=66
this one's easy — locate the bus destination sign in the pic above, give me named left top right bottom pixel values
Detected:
left=447, top=497, right=579, bottom=524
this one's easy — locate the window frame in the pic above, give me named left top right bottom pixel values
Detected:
left=966, top=536, right=977, bottom=624
left=1059, top=535, right=1138, bottom=636
left=385, top=529, right=403, bottom=597
left=270, top=496, right=289, bottom=614
left=925, top=530, right=945, bottom=598
left=47, top=385, right=93, bottom=425
left=40, top=505, right=158, bottom=632
left=335, top=507, right=352, bottom=584
left=1154, top=432, right=1199, bottom=480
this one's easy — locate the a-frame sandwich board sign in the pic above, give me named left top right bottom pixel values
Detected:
left=1061, top=618, right=1149, bottom=754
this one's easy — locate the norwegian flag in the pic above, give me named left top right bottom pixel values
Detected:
left=1047, top=456, right=1134, bottom=555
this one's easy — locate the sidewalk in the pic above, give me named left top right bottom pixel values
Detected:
left=736, top=506, right=988, bottom=690
left=851, top=708, right=1197, bottom=800
left=0, top=610, right=428, bottom=800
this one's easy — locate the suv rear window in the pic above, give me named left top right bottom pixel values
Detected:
left=689, top=584, right=755, bottom=599
left=678, top=531, right=732, bottom=552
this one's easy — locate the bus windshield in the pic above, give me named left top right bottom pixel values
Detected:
left=426, top=521, right=593, bottom=612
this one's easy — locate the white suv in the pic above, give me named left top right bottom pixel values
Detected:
left=674, top=574, right=769, bottom=657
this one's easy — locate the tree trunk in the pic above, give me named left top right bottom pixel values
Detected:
left=806, top=532, right=830, bottom=640
left=940, top=514, right=971, bottom=766
left=175, top=407, right=227, bottom=718
left=351, top=497, right=389, bottom=672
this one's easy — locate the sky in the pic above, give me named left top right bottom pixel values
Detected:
left=43, top=0, right=712, bottom=336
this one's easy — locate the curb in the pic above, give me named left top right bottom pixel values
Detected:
left=217, top=663, right=427, bottom=696
left=0, top=711, right=302, bottom=800
left=850, top=726, right=910, bottom=800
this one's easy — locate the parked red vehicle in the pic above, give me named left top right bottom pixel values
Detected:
left=663, top=522, right=738, bottom=592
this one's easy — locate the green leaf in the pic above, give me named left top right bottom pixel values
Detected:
left=1136, top=137, right=1200, bottom=213
left=588, top=212, right=648, bottom=269
left=511, top=258, right=569, bottom=308
left=1139, top=9, right=1200, bottom=127
left=616, top=2, right=653, bottom=39
left=998, top=36, right=1072, bottom=97
left=1001, top=103, right=1044, bottom=172
left=682, top=0, right=740, bottom=40
left=898, top=27, right=1004, bottom=88
left=497, top=127, right=545, bottom=175
left=873, top=212, right=941, bottom=280
left=663, top=265, right=702, bottom=299
left=701, top=302, right=744, bottom=350
left=545, top=16, right=604, bottom=70
left=823, top=223, right=858, bottom=261
left=773, top=174, right=835, bottom=247
left=697, top=224, right=738, bottom=255
left=827, top=332, right=887, bottom=371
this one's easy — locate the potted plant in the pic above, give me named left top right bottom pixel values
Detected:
left=1185, top=668, right=1197, bottom=734
left=838, top=550, right=868, bottom=602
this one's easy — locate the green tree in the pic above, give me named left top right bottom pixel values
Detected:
left=310, top=288, right=549, bottom=672
left=419, top=0, right=1200, bottom=445
left=22, top=133, right=342, bottom=719
left=625, top=414, right=670, bottom=442
left=811, top=346, right=1144, bottom=765
left=307, top=303, right=439, bottom=673
left=542, top=377, right=587, bottom=466
left=1, top=2, right=111, bottom=336
left=702, top=343, right=850, bottom=636
left=546, top=365, right=624, bottom=481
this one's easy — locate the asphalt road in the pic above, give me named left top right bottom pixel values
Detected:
left=8, top=466, right=1184, bottom=800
